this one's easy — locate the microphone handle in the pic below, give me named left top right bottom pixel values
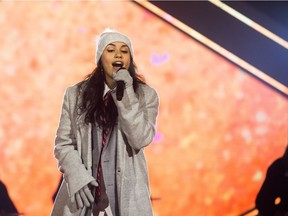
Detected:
left=116, top=81, right=125, bottom=101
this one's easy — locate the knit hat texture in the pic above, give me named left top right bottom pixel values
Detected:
left=95, top=29, right=134, bottom=64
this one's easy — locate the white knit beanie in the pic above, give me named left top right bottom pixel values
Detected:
left=95, top=28, right=134, bottom=64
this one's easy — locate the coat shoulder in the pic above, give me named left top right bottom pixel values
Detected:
left=65, top=82, right=82, bottom=97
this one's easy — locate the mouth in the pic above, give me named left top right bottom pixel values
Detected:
left=112, top=62, right=124, bottom=71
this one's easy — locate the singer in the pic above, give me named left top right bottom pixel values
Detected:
left=51, top=28, right=159, bottom=216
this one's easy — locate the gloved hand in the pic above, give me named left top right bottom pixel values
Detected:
left=113, top=68, right=133, bottom=88
left=72, top=180, right=98, bottom=209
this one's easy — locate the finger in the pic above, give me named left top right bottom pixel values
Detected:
left=90, top=180, right=98, bottom=187
left=84, top=185, right=94, bottom=203
left=118, top=68, right=128, bottom=74
left=75, top=192, right=83, bottom=209
left=71, top=194, right=75, bottom=203
left=80, top=188, right=90, bottom=207
left=113, top=69, right=128, bottom=79
left=112, top=72, right=118, bottom=79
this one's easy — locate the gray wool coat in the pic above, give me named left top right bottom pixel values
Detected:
left=51, top=82, right=159, bottom=216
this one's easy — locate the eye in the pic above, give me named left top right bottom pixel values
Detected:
left=121, top=50, right=129, bottom=54
left=107, top=49, right=115, bottom=53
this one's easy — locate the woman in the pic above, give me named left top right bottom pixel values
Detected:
left=51, top=29, right=159, bottom=216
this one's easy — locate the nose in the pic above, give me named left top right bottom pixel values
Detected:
left=115, top=50, right=122, bottom=58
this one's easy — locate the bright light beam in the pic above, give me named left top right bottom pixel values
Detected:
left=209, top=0, right=288, bottom=50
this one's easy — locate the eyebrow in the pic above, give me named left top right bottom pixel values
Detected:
left=107, top=43, right=129, bottom=48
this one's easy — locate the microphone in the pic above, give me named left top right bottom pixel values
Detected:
left=112, top=62, right=125, bottom=101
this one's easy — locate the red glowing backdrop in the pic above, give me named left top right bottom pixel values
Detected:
left=0, top=1, right=287, bottom=216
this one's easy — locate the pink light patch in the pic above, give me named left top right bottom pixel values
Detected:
left=154, top=132, right=164, bottom=143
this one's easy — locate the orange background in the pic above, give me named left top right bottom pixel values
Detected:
left=0, top=1, right=287, bottom=216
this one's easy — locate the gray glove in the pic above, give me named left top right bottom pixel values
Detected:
left=113, top=69, right=133, bottom=88
left=72, top=180, right=97, bottom=209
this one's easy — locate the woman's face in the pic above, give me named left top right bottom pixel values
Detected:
left=101, top=42, right=131, bottom=88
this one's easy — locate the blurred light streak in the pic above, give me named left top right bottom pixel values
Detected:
left=209, top=0, right=288, bottom=50
left=134, top=0, right=288, bottom=96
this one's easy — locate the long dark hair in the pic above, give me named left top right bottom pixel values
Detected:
left=77, top=58, right=145, bottom=128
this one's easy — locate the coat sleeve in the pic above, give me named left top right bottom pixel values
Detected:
left=112, top=84, right=159, bottom=151
left=54, top=87, right=95, bottom=198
